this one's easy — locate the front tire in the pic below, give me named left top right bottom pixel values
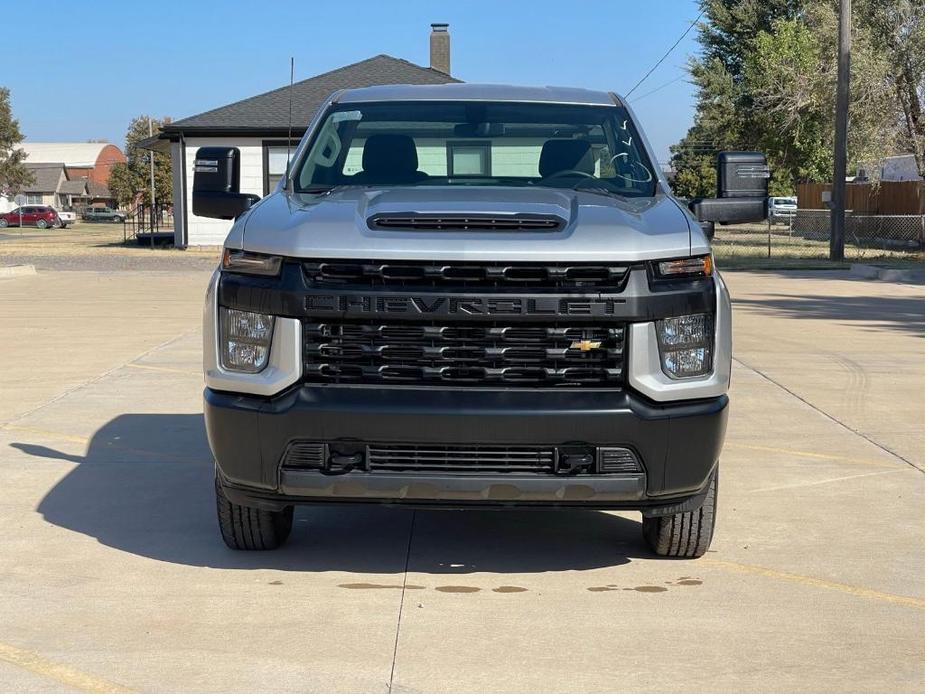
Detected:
left=643, top=468, right=717, bottom=558
left=215, top=474, right=294, bottom=550
left=36, top=219, right=48, bottom=229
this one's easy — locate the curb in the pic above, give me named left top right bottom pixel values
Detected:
left=850, top=263, right=925, bottom=283
left=0, top=264, right=36, bottom=278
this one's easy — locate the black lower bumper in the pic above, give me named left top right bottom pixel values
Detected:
left=205, top=386, right=727, bottom=512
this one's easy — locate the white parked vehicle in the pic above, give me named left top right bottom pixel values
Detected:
left=769, top=196, right=797, bottom=224
left=55, top=208, right=77, bottom=228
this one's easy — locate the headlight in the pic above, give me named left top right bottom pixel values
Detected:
left=655, top=255, right=713, bottom=278
left=222, top=249, right=282, bottom=276
left=656, top=313, right=714, bottom=379
left=220, top=308, right=274, bottom=373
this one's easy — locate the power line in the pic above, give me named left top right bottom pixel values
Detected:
left=629, top=74, right=689, bottom=103
left=625, top=10, right=705, bottom=98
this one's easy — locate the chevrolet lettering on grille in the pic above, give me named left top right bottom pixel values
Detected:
left=304, top=294, right=626, bottom=317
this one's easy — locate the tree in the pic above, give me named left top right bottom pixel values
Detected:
left=671, top=0, right=918, bottom=196
left=107, top=115, right=172, bottom=208
left=858, top=0, right=925, bottom=176
left=0, top=87, right=33, bottom=198
left=671, top=1, right=803, bottom=197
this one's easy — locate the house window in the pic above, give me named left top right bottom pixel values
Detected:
left=447, top=142, right=491, bottom=176
left=263, top=141, right=293, bottom=195
left=26, top=194, right=42, bottom=204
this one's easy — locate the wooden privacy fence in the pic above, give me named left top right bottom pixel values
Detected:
left=797, top=181, right=925, bottom=214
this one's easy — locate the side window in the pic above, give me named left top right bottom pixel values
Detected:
left=262, top=142, right=291, bottom=195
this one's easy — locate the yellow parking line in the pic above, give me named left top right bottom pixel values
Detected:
left=749, top=469, right=911, bottom=493
left=702, top=559, right=925, bottom=610
left=724, top=442, right=898, bottom=468
left=125, top=363, right=201, bottom=377
left=1, top=424, right=206, bottom=465
left=0, top=641, right=137, bottom=693
left=0, top=424, right=89, bottom=445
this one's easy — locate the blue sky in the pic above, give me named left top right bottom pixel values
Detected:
left=1, top=0, right=702, bottom=162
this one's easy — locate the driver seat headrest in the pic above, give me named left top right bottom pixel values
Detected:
left=362, top=134, right=420, bottom=176
left=538, top=139, right=594, bottom=177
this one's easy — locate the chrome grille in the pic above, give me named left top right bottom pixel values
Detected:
left=303, top=322, right=625, bottom=388
left=302, top=260, right=629, bottom=289
left=367, top=444, right=556, bottom=473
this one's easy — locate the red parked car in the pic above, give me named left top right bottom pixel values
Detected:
left=0, top=205, right=61, bottom=229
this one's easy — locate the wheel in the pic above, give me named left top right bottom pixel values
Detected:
left=113, top=217, right=124, bottom=223
left=643, top=468, right=717, bottom=558
left=36, top=219, right=48, bottom=229
left=215, top=474, right=293, bottom=550
left=0, top=219, right=7, bottom=228
left=60, top=223, right=68, bottom=229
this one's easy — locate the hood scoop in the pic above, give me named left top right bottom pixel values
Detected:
left=368, top=213, right=565, bottom=232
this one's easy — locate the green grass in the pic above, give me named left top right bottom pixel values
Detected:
left=711, top=222, right=925, bottom=270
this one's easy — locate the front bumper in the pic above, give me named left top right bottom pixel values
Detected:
left=206, top=386, right=727, bottom=512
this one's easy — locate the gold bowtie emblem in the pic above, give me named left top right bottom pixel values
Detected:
left=570, top=340, right=603, bottom=352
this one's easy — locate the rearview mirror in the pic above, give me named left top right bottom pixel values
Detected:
left=689, top=151, right=769, bottom=226
left=192, top=147, right=260, bottom=220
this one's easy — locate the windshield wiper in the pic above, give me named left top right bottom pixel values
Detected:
left=298, top=185, right=342, bottom=194
left=574, top=185, right=629, bottom=200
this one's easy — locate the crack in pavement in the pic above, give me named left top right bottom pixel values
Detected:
left=0, top=329, right=200, bottom=430
left=733, top=356, right=924, bottom=474
left=388, top=510, right=416, bottom=694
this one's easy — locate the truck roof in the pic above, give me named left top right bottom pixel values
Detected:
left=335, top=83, right=620, bottom=106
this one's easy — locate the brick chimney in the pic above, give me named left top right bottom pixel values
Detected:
left=430, top=23, right=450, bottom=75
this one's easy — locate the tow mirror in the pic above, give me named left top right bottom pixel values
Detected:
left=192, top=147, right=261, bottom=220
left=690, top=151, right=769, bottom=226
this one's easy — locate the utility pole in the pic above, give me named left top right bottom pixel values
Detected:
left=148, top=116, right=156, bottom=249
left=830, top=0, right=851, bottom=261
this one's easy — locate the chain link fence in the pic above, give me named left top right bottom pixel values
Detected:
left=711, top=210, right=925, bottom=263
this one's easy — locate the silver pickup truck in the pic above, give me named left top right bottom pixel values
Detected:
left=192, top=84, right=769, bottom=558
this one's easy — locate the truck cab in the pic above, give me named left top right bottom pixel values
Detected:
left=194, top=84, right=768, bottom=558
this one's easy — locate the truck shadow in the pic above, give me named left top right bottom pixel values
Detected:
left=733, top=293, right=925, bottom=337
left=17, top=413, right=646, bottom=573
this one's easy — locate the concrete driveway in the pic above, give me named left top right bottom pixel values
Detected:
left=0, top=267, right=923, bottom=693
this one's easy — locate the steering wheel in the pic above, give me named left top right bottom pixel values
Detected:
left=544, top=169, right=596, bottom=180
left=609, top=154, right=654, bottom=184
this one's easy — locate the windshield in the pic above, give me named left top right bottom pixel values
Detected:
left=293, top=101, right=657, bottom=197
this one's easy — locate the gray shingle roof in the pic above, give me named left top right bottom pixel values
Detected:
left=60, top=179, right=89, bottom=195
left=165, top=55, right=460, bottom=132
left=23, top=163, right=64, bottom=193
left=87, top=180, right=111, bottom=198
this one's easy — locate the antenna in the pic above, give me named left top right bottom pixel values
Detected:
left=286, top=56, right=294, bottom=190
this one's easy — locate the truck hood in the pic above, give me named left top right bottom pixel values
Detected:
left=237, top=186, right=695, bottom=261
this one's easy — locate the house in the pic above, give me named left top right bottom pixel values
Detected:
left=0, top=142, right=126, bottom=212
left=19, top=163, right=67, bottom=207
left=880, top=154, right=923, bottom=182
left=145, top=24, right=459, bottom=247
left=16, top=142, right=126, bottom=186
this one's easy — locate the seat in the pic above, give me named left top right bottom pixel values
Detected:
left=352, top=134, right=428, bottom=184
left=538, top=139, right=595, bottom=177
